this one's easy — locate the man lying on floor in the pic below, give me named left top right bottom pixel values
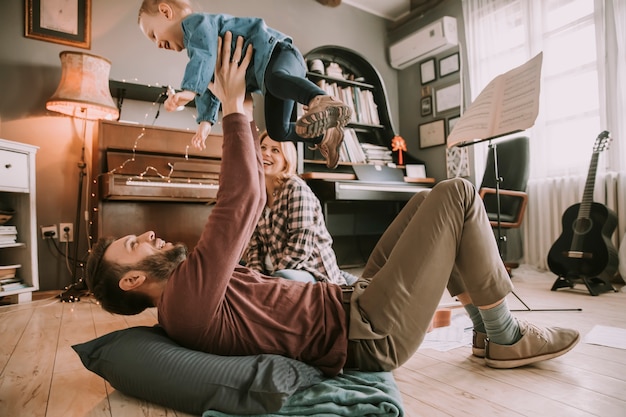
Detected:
left=84, top=30, right=579, bottom=414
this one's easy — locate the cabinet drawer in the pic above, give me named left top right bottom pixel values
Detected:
left=0, top=149, right=29, bottom=190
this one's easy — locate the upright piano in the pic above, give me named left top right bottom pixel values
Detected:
left=91, top=120, right=433, bottom=264
left=91, top=120, right=223, bottom=249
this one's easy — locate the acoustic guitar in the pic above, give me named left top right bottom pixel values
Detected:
left=548, top=131, right=619, bottom=294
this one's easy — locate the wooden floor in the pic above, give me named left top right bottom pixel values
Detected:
left=1, top=265, right=625, bottom=417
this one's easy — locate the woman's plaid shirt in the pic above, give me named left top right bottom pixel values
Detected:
left=243, top=175, right=346, bottom=284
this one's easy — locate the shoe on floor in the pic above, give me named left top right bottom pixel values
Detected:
left=311, top=126, right=344, bottom=169
left=485, top=320, right=580, bottom=369
left=472, top=330, right=487, bottom=358
left=295, top=95, right=352, bottom=139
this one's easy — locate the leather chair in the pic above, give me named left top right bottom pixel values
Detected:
left=479, top=136, right=530, bottom=272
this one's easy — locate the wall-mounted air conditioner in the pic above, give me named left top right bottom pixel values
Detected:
left=389, top=16, right=458, bottom=70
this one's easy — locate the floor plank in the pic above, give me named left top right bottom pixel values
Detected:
left=0, top=266, right=625, bottom=417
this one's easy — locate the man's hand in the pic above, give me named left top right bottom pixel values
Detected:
left=208, top=31, right=253, bottom=117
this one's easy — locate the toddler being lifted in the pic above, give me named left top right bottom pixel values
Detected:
left=138, top=0, right=351, bottom=169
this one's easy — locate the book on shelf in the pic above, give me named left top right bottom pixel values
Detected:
left=343, top=128, right=367, bottom=164
left=360, top=143, right=393, bottom=164
left=1, top=281, right=29, bottom=291
left=0, top=277, right=22, bottom=285
left=338, top=140, right=350, bottom=163
left=0, top=226, right=17, bottom=244
left=0, top=225, right=17, bottom=233
left=447, top=52, right=543, bottom=147
left=0, top=236, right=17, bottom=244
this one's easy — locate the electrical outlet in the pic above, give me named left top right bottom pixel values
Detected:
left=41, top=225, right=58, bottom=239
left=59, top=223, right=74, bottom=242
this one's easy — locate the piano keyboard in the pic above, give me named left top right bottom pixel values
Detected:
left=99, top=173, right=219, bottom=202
left=125, top=179, right=219, bottom=190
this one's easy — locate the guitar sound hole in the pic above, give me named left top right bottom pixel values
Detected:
left=572, top=218, right=592, bottom=235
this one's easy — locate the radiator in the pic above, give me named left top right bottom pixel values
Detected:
left=523, top=171, right=626, bottom=270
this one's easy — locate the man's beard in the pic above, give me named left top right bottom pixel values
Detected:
left=136, top=244, right=187, bottom=282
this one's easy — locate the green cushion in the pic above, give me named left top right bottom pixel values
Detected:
left=72, top=325, right=323, bottom=415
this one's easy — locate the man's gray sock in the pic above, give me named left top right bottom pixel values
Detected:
left=464, top=303, right=485, bottom=333
left=479, top=299, right=521, bottom=345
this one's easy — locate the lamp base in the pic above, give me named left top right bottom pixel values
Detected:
left=58, top=278, right=89, bottom=302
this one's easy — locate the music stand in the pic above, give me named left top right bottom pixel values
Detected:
left=456, top=136, right=581, bottom=312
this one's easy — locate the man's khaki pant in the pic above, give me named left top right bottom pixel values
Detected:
left=346, top=178, right=513, bottom=371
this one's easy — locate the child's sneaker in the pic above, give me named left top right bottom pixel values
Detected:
left=296, top=95, right=352, bottom=139
left=310, top=126, right=344, bottom=169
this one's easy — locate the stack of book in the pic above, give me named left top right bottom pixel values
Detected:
left=0, top=225, right=17, bottom=245
left=1, top=277, right=28, bottom=292
left=360, top=143, right=393, bottom=165
left=0, top=264, right=27, bottom=292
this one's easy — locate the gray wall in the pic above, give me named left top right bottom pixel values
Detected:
left=390, top=0, right=470, bottom=183
left=0, top=0, right=400, bottom=290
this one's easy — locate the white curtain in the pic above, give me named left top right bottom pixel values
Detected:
left=462, top=0, right=626, bottom=268
left=603, top=0, right=626, bottom=171
left=461, top=0, right=532, bottom=184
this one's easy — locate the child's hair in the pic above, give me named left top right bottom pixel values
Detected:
left=138, top=0, right=193, bottom=20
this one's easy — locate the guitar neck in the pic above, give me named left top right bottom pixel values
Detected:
left=578, top=152, right=599, bottom=219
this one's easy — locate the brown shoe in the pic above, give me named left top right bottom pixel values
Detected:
left=296, top=95, right=352, bottom=139
left=485, top=320, right=580, bottom=369
left=472, top=330, right=487, bottom=358
left=312, top=127, right=344, bottom=169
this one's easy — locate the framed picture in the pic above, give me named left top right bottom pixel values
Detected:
left=420, top=96, right=432, bottom=117
left=435, top=83, right=461, bottom=113
left=420, top=58, right=436, bottom=85
left=419, top=119, right=446, bottom=149
left=439, top=52, right=460, bottom=77
left=25, top=0, right=91, bottom=49
left=447, top=115, right=460, bottom=135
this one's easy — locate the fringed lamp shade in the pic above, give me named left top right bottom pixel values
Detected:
left=46, top=51, right=119, bottom=121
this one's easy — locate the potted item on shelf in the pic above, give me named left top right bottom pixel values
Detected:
left=0, top=208, right=15, bottom=225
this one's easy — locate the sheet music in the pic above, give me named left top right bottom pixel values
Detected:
left=447, top=52, right=543, bottom=147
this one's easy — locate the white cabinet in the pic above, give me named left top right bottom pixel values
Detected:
left=0, top=139, right=39, bottom=304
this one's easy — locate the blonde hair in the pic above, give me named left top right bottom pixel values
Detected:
left=138, top=0, right=193, bottom=20
left=259, top=131, right=298, bottom=188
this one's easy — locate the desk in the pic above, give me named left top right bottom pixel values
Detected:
left=302, top=176, right=434, bottom=266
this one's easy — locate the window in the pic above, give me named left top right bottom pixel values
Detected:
left=462, top=0, right=619, bottom=179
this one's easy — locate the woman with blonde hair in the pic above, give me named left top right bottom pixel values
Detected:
left=243, top=131, right=356, bottom=285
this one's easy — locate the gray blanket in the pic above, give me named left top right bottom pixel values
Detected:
left=203, top=370, right=405, bottom=417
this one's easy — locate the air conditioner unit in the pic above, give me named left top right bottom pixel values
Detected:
left=389, top=16, right=458, bottom=70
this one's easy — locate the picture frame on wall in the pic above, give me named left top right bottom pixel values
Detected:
left=439, top=52, right=460, bottom=77
left=25, top=0, right=92, bottom=49
left=420, top=96, right=432, bottom=117
left=447, top=115, right=460, bottom=135
left=435, top=83, right=461, bottom=113
left=420, top=58, right=436, bottom=85
left=419, top=119, right=446, bottom=149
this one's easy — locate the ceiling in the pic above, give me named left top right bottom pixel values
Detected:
left=342, top=0, right=411, bottom=21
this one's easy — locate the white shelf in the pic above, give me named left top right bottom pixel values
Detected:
left=0, top=138, right=39, bottom=304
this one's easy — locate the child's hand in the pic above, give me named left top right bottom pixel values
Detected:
left=165, top=88, right=195, bottom=112
left=192, top=121, right=212, bottom=150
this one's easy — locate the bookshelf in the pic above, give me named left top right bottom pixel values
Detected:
left=295, top=47, right=432, bottom=266
left=0, top=139, right=39, bottom=304
left=297, top=45, right=400, bottom=175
